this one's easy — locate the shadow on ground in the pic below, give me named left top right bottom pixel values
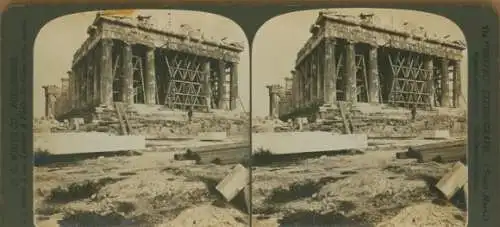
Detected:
left=278, top=210, right=373, bottom=227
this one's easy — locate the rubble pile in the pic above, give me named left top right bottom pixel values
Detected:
left=308, top=110, right=466, bottom=137
left=252, top=117, right=293, bottom=133
left=81, top=107, right=250, bottom=138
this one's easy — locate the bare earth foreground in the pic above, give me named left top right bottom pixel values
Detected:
left=35, top=148, right=249, bottom=227
left=252, top=145, right=466, bottom=227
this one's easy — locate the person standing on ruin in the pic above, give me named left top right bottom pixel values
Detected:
left=411, top=104, right=417, bottom=121
left=187, top=106, right=193, bottom=123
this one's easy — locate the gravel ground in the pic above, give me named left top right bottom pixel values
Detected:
left=251, top=142, right=467, bottom=227
left=35, top=148, right=249, bottom=227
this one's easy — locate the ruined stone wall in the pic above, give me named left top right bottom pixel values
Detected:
left=81, top=107, right=250, bottom=139
left=309, top=106, right=466, bottom=137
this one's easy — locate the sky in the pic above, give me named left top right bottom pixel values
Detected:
left=252, top=8, right=468, bottom=118
left=33, top=9, right=250, bottom=117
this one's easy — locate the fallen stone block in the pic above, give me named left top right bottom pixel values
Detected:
left=174, top=141, right=250, bottom=165
left=435, top=162, right=468, bottom=200
left=422, top=130, right=451, bottom=140
left=198, top=132, right=227, bottom=141
left=408, top=139, right=466, bottom=163
left=216, top=164, right=250, bottom=202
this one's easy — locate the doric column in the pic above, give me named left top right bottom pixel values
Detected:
left=453, top=60, right=462, bottom=108
left=203, top=60, right=211, bottom=111
left=291, top=70, right=297, bottom=109
left=440, top=58, right=451, bottom=107
left=424, top=56, right=435, bottom=108
left=92, top=49, right=99, bottom=106
left=60, top=78, right=69, bottom=113
left=230, top=62, right=239, bottom=110
left=368, top=44, right=380, bottom=103
left=67, top=70, right=75, bottom=110
left=121, top=43, right=134, bottom=105
left=323, top=38, right=337, bottom=105
left=100, top=39, right=114, bottom=107
left=267, top=85, right=279, bottom=118
left=344, top=40, right=357, bottom=103
left=308, top=59, right=314, bottom=105
left=85, top=54, right=92, bottom=106
left=144, top=46, right=157, bottom=105
left=218, top=60, right=227, bottom=109
left=42, top=86, right=58, bottom=119
left=74, top=64, right=82, bottom=109
left=297, top=68, right=304, bottom=108
left=316, top=50, right=323, bottom=102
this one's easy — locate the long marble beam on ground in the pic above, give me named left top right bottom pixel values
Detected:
left=34, top=132, right=146, bottom=154
left=252, top=132, right=368, bottom=155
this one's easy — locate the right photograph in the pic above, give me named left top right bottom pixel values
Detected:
left=251, top=8, right=468, bottom=227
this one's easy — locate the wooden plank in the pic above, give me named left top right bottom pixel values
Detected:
left=122, top=104, right=133, bottom=134
left=114, top=103, right=127, bottom=135
left=409, top=139, right=465, bottom=152
left=418, top=146, right=465, bottom=163
left=216, top=164, right=250, bottom=202
left=435, top=162, right=468, bottom=200
left=337, top=102, right=351, bottom=134
left=196, top=147, right=251, bottom=165
left=188, top=142, right=250, bottom=153
left=252, top=132, right=368, bottom=155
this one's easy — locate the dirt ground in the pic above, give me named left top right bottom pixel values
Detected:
left=34, top=144, right=249, bottom=227
left=251, top=139, right=467, bottom=227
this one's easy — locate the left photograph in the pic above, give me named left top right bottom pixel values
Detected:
left=33, top=9, right=250, bottom=227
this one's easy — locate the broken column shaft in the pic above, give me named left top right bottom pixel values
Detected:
left=440, top=58, right=451, bottom=107
left=453, top=60, right=462, bottom=108
left=121, top=43, right=134, bottom=105
left=60, top=78, right=70, bottom=113
left=323, top=38, right=337, bottom=105
left=144, top=47, right=157, bottom=105
left=100, top=39, right=114, bottom=107
left=344, top=40, right=357, bottom=103
left=267, top=85, right=280, bottom=118
left=42, top=85, right=59, bottom=118
left=368, top=44, right=380, bottom=103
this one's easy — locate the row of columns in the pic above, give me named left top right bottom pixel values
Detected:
left=68, top=39, right=158, bottom=111
left=68, top=38, right=238, bottom=112
left=290, top=37, right=462, bottom=112
left=292, top=38, right=381, bottom=109
left=435, top=57, right=462, bottom=108
left=209, top=60, right=238, bottom=111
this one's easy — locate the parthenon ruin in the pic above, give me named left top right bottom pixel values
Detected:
left=43, top=12, right=244, bottom=120
left=268, top=11, right=466, bottom=119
